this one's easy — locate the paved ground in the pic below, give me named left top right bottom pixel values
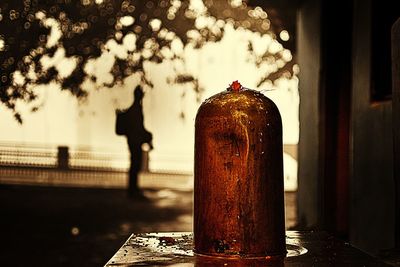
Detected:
left=0, top=170, right=296, bottom=267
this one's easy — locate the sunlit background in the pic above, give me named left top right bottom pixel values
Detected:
left=0, top=0, right=299, bottom=190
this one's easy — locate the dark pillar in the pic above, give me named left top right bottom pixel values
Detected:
left=297, top=0, right=321, bottom=229
left=392, top=17, right=400, bottom=248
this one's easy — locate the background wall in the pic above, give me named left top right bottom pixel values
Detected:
left=0, top=24, right=300, bottom=189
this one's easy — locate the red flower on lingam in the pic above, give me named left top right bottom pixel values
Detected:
left=229, top=80, right=242, bottom=91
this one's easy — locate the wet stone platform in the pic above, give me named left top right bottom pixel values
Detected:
left=105, top=231, right=391, bottom=266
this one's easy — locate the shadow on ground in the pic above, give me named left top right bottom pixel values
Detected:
left=0, top=183, right=296, bottom=267
left=0, top=185, right=193, bottom=267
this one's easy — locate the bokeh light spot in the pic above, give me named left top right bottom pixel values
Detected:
left=280, top=30, right=290, bottom=41
left=71, top=227, right=80, bottom=236
left=120, top=16, right=134, bottom=27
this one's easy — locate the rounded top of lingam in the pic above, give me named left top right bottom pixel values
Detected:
left=197, top=81, right=281, bottom=123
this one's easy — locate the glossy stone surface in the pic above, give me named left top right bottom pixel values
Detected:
left=194, top=88, right=285, bottom=256
left=105, top=231, right=391, bottom=266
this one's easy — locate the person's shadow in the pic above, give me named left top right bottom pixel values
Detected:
left=115, top=85, right=153, bottom=199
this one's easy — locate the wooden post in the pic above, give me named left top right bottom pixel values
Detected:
left=392, top=17, right=400, bottom=248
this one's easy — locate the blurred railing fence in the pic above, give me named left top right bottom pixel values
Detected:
left=0, top=142, right=193, bottom=189
left=0, top=142, right=130, bottom=172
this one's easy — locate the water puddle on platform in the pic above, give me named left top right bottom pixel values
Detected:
left=107, top=232, right=308, bottom=266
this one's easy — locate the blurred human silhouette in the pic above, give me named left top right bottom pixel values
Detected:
left=116, top=85, right=153, bottom=199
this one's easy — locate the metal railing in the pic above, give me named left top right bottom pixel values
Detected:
left=0, top=141, right=130, bottom=172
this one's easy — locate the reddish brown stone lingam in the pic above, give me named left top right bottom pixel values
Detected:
left=194, top=81, right=286, bottom=258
